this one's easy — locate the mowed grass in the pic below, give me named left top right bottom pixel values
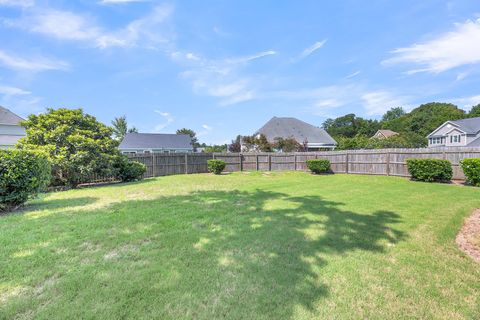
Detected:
left=1, top=171, right=480, bottom=319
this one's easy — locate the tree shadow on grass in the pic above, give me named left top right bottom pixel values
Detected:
left=1, top=189, right=406, bottom=319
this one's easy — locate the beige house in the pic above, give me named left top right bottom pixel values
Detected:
left=372, top=129, right=398, bottom=139
left=0, top=106, right=26, bottom=149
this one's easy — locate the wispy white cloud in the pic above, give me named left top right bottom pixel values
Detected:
left=267, top=84, right=410, bottom=116
left=383, top=18, right=480, bottom=73
left=198, top=124, right=213, bottom=137
left=0, top=85, right=30, bottom=96
left=361, top=91, right=409, bottom=115
left=175, top=50, right=276, bottom=106
left=449, top=95, right=480, bottom=109
left=3, top=4, right=173, bottom=49
left=100, top=0, right=147, bottom=4
left=0, top=50, right=68, bottom=72
left=0, top=0, right=34, bottom=7
left=153, top=110, right=174, bottom=132
left=344, top=70, right=361, bottom=79
left=299, top=40, right=327, bottom=59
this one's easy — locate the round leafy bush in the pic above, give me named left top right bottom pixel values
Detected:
left=0, top=149, right=51, bottom=211
left=460, top=158, right=480, bottom=187
left=207, top=159, right=226, bottom=175
left=406, top=158, right=452, bottom=183
left=115, top=156, right=146, bottom=182
left=306, top=159, right=331, bottom=174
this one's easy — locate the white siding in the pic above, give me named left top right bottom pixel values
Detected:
left=0, top=124, right=25, bottom=136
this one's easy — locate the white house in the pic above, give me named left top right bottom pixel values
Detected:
left=427, top=117, right=480, bottom=147
left=0, top=106, right=26, bottom=149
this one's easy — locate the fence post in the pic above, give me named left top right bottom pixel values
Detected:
left=240, top=153, right=243, bottom=171
left=386, top=151, right=390, bottom=176
left=294, top=154, right=297, bottom=171
left=268, top=154, right=272, bottom=171
left=185, top=154, right=188, bottom=174
left=152, top=153, right=156, bottom=177
left=256, top=154, right=259, bottom=171
left=345, top=152, right=349, bottom=174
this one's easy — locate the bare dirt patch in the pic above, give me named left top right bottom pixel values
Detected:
left=456, top=209, right=480, bottom=263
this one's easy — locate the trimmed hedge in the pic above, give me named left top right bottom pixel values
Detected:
left=460, top=158, right=480, bottom=187
left=406, top=158, right=452, bottom=183
left=306, top=159, right=331, bottom=174
left=115, top=156, right=146, bottom=182
left=207, top=159, right=226, bottom=175
left=0, top=149, right=51, bottom=211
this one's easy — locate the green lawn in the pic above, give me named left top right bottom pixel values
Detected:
left=1, top=172, right=480, bottom=319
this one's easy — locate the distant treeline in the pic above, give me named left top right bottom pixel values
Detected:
left=322, top=102, right=480, bottom=150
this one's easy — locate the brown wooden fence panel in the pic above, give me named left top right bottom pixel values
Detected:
left=118, top=147, right=480, bottom=182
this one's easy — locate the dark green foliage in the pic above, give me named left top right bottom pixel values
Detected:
left=114, top=156, right=146, bottom=182
left=323, top=114, right=380, bottom=138
left=229, top=135, right=242, bottom=152
left=306, top=159, right=331, bottom=174
left=460, top=158, right=480, bottom=187
left=335, top=134, right=424, bottom=150
left=18, top=108, right=118, bottom=188
left=382, top=102, right=465, bottom=139
left=0, top=150, right=51, bottom=211
left=406, top=159, right=452, bottom=183
left=242, top=134, right=273, bottom=152
left=111, top=115, right=138, bottom=141
left=382, top=107, right=406, bottom=122
left=176, top=128, right=198, bottom=151
left=207, top=159, right=226, bottom=174
left=203, top=145, right=227, bottom=153
left=468, top=104, right=480, bottom=118
left=273, top=137, right=303, bottom=152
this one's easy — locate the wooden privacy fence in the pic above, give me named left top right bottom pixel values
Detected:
left=127, top=147, right=480, bottom=180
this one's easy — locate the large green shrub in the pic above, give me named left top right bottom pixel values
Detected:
left=406, top=158, right=452, bottom=183
left=0, top=150, right=51, bottom=211
left=460, top=158, right=480, bottom=187
left=114, top=156, right=146, bottom=182
left=17, top=108, right=118, bottom=188
left=306, top=159, right=331, bottom=174
left=207, top=159, right=226, bottom=175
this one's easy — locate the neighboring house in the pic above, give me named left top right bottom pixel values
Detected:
left=0, top=106, right=26, bottom=149
left=372, top=129, right=398, bottom=139
left=427, top=117, right=480, bottom=147
left=252, top=116, right=337, bottom=151
left=118, top=133, right=193, bottom=154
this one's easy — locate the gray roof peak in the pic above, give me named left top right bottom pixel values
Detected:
left=118, top=133, right=193, bottom=149
left=0, top=106, right=24, bottom=125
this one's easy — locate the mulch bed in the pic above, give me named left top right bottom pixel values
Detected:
left=456, top=209, right=480, bottom=263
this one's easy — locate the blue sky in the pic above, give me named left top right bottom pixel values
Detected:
left=0, top=0, right=480, bottom=144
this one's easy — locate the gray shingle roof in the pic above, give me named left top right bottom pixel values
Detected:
left=467, top=136, right=480, bottom=147
left=255, top=117, right=337, bottom=145
left=0, top=106, right=24, bottom=125
left=118, top=133, right=193, bottom=149
left=450, top=117, right=480, bottom=134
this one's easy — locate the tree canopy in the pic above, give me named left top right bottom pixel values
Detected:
left=176, top=128, right=199, bottom=151
left=111, top=115, right=138, bottom=141
left=18, top=108, right=118, bottom=187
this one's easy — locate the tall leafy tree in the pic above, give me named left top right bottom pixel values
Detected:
left=176, top=128, right=199, bottom=151
left=468, top=104, right=480, bottom=118
left=228, top=135, right=242, bottom=152
left=111, top=115, right=137, bottom=141
left=18, top=108, right=118, bottom=188
left=382, top=107, right=406, bottom=122
left=323, top=114, right=379, bottom=138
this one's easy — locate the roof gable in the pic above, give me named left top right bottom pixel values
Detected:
left=0, top=106, right=24, bottom=125
left=255, top=117, right=336, bottom=145
left=119, top=133, right=193, bottom=149
left=450, top=117, right=480, bottom=134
